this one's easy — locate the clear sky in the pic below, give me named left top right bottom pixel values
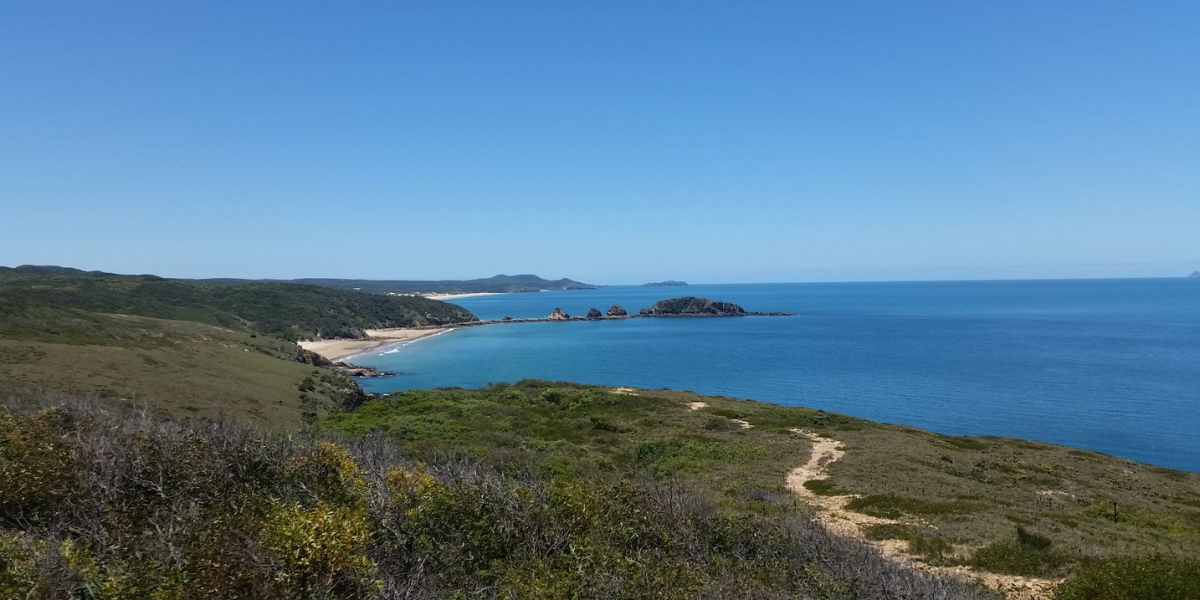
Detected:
left=2, top=2, right=1197, bottom=284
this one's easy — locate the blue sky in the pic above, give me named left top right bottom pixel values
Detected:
left=2, top=2, right=1197, bottom=283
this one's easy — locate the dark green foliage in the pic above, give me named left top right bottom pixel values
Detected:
left=844, top=494, right=979, bottom=519
left=969, top=527, right=1068, bottom=577
left=0, top=269, right=477, bottom=341
left=907, top=534, right=955, bottom=564
left=802, top=479, right=847, bottom=496
left=1054, top=555, right=1200, bottom=600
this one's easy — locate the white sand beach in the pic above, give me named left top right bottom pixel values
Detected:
left=426, top=292, right=502, bottom=300
left=298, top=327, right=449, bottom=361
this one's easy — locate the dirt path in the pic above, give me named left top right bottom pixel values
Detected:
left=786, top=429, right=1057, bottom=600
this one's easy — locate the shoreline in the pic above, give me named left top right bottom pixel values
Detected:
left=300, top=311, right=796, bottom=362
left=426, top=292, right=503, bottom=301
left=298, top=327, right=451, bottom=361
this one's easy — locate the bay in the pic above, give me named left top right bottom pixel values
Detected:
left=354, top=279, right=1200, bottom=472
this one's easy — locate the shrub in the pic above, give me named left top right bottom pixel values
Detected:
left=261, top=501, right=379, bottom=597
left=802, top=479, right=846, bottom=496
left=970, top=527, right=1067, bottom=576
left=845, top=494, right=976, bottom=518
left=1054, top=555, right=1200, bottom=600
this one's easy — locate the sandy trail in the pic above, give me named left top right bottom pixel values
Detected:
left=786, top=429, right=1057, bottom=600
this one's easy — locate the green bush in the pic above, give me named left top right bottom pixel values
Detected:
left=1054, top=555, right=1200, bottom=600
left=844, top=494, right=977, bottom=518
left=970, top=527, right=1067, bottom=576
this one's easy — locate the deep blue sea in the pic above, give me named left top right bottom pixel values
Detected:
left=354, top=280, right=1200, bottom=472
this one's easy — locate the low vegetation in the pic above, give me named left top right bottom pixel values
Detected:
left=0, top=392, right=992, bottom=599
left=323, top=382, right=1200, bottom=596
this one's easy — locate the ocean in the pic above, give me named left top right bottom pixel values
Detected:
left=353, top=279, right=1200, bottom=472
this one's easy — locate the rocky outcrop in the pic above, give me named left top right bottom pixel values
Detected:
left=586, top=308, right=603, bottom=319
left=607, top=305, right=627, bottom=317
left=639, top=297, right=747, bottom=316
left=331, top=361, right=396, bottom=378
left=548, top=308, right=571, bottom=321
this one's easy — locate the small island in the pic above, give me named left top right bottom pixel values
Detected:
left=1189, top=271, right=1200, bottom=278
left=643, top=280, right=688, bottom=286
left=638, top=297, right=792, bottom=317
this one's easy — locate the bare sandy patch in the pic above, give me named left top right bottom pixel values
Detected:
left=426, top=292, right=503, bottom=300
left=298, top=328, right=449, bottom=361
left=686, top=401, right=708, bottom=411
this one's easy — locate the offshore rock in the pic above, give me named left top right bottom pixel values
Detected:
left=548, top=308, right=571, bottom=321
left=639, top=297, right=747, bottom=316
left=606, top=305, right=627, bottom=317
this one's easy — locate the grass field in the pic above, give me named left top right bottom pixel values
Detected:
left=0, top=312, right=359, bottom=425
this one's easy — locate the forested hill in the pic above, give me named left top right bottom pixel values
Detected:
left=0, top=266, right=477, bottom=340
left=203, top=273, right=598, bottom=294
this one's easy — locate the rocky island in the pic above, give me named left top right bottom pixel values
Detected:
left=1190, top=271, right=1200, bottom=278
left=639, top=296, right=791, bottom=317
left=643, top=280, right=688, bottom=286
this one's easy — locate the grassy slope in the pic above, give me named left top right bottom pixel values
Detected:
left=0, top=311, right=359, bottom=425
left=323, top=382, right=1200, bottom=584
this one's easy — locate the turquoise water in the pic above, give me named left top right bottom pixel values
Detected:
left=354, top=279, right=1200, bottom=472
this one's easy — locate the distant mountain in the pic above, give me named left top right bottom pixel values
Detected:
left=234, top=274, right=599, bottom=295
left=1190, top=271, right=1200, bottom=278
left=643, top=280, right=688, bottom=287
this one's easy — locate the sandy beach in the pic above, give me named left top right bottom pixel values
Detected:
left=426, top=292, right=502, bottom=300
left=298, top=328, right=449, bottom=361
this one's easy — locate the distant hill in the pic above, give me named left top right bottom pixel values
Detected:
left=643, top=280, right=688, bottom=286
left=0, top=266, right=478, bottom=340
left=1190, top=271, right=1200, bottom=278
left=200, top=273, right=597, bottom=295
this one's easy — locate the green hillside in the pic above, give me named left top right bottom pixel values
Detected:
left=0, top=311, right=362, bottom=425
left=0, top=266, right=478, bottom=340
